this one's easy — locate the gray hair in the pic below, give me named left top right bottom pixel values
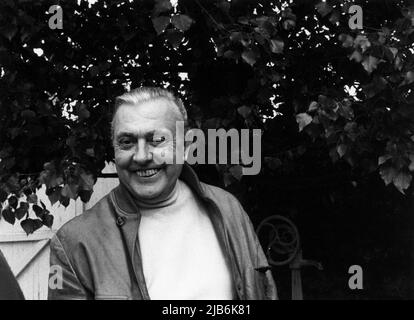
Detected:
left=111, top=86, right=188, bottom=139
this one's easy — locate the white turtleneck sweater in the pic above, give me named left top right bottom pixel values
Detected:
left=137, top=179, right=234, bottom=300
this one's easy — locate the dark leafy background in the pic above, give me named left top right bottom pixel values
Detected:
left=0, top=0, right=413, bottom=299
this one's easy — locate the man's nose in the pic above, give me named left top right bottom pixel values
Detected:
left=132, top=140, right=152, bottom=164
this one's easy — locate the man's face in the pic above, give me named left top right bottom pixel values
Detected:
left=112, top=99, right=184, bottom=203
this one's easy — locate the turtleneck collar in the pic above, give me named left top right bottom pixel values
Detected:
left=134, top=180, right=181, bottom=209
left=112, top=164, right=206, bottom=216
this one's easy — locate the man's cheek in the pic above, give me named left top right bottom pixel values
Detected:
left=152, top=145, right=175, bottom=165
left=114, top=150, right=131, bottom=167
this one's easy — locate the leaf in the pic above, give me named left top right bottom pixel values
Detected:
left=223, top=172, right=233, bottom=187
left=61, top=184, right=78, bottom=200
left=362, top=56, right=381, bottom=74
left=171, top=14, right=194, bottom=32
left=166, top=30, right=183, bottom=49
left=60, top=196, right=70, bottom=208
left=229, top=165, right=243, bottom=181
left=308, top=101, right=319, bottom=112
left=393, top=171, right=412, bottom=194
left=404, top=71, right=414, bottom=85
left=338, top=101, right=354, bottom=120
left=21, top=219, right=43, bottom=235
left=230, top=32, right=243, bottom=42
left=338, top=34, right=354, bottom=48
left=337, top=144, right=347, bottom=158
left=152, top=16, right=170, bottom=35
left=15, top=202, right=29, bottom=220
left=282, top=19, right=296, bottom=30
left=1, top=25, right=18, bottom=41
left=153, top=0, right=172, bottom=14
left=349, top=50, right=362, bottom=63
left=77, top=104, right=90, bottom=121
left=42, top=214, right=54, bottom=228
left=389, top=47, right=398, bottom=58
left=223, top=50, right=237, bottom=59
left=264, top=157, right=282, bottom=170
left=21, top=109, right=36, bottom=119
left=2, top=207, right=15, bottom=225
left=46, top=187, right=61, bottom=206
left=23, top=187, right=32, bottom=196
left=329, top=10, right=340, bottom=24
left=269, top=39, right=284, bottom=54
left=237, top=106, right=252, bottom=119
left=316, top=2, right=333, bottom=17
left=0, top=188, right=8, bottom=202
left=329, top=147, right=339, bottom=163
left=8, top=195, right=18, bottom=209
left=27, top=193, right=38, bottom=203
left=362, top=77, right=387, bottom=99
left=217, top=1, right=230, bottom=13
left=80, top=172, right=95, bottom=191
left=409, top=155, right=414, bottom=172
left=296, top=113, right=313, bottom=132
left=85, top=148, right=95, bottom=157
left=79, top=190, right=93, bottom=203
left=238, top=16, right=249, bottom=25
left=241, top=49, right=257, bottom=66
left=378, top=155, right=392, bottom=165
left=32, top=204, right=45, bottom=219
left=379, top=166, right=398, bottom=185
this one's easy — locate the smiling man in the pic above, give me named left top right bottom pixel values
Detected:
left=48, top=87, right=277, bottom=300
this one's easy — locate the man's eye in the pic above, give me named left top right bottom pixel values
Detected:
left=118, top=138, right=134, bottom=148
left=151, top=136, right=166, bottom=144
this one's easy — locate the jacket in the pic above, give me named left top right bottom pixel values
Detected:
left=48, top=164, right=277, bottom=300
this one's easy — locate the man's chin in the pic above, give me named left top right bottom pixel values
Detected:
left=127, top=182, right=164, bottom=200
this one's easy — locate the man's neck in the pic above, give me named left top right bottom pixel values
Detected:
left=134, top=181, right=180, bottom=209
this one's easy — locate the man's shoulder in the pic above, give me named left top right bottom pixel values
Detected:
left=198, top=182, right=245, bottom=217
left=200, top=182, right=238, bottom=202
left=54, top=190, right=115, bottom=243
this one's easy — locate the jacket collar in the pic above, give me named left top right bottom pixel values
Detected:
left=111, top=163, right=206, bottom=215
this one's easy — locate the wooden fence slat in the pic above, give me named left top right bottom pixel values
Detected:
left=15, top=239, right=50, bottom=279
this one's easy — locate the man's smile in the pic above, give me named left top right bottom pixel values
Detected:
left=134, top=168, right=162, bottom=178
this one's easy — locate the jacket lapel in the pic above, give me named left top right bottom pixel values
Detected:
left=110, top=185, right=150, bottom=299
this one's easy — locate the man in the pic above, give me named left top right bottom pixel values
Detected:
left=48, top=87, right=277, bottom=300
left=0, top=249, right=25, bottom=300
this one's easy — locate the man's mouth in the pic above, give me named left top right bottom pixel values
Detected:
left=135, top=168, right=161, bottom=178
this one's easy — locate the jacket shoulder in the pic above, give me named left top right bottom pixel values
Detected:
left=199, top=182, right=245, bottom=218
left=200, top=182, right=239, bottom=202
left=54, top=191, right=115, bottom=244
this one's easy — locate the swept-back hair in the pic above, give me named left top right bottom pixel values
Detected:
left=111, top=86, right=188, bottom=139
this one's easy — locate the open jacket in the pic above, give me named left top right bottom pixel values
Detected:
left=48, top=164, right=277, bottom=300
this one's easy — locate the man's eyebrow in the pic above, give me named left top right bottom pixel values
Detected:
left=115, top=130, right=169, bottom=139
left=115, top=132, right=136, bottom=139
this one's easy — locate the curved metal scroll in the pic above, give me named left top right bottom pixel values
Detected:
left=256, top=215, right=300, bottom=266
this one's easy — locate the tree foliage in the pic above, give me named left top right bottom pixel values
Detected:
left=0, top=0, right=413, bottom=236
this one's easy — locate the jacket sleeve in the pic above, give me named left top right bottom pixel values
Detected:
left=48, top=234, right=88, bottom=300
left=0, top=249, right=25, bottom=300
left=238, top=203, right=279, bottom=300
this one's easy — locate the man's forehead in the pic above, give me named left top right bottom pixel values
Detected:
left=113, top=98, right=182, bottom=134
left=121, top=98, right=180, bottom=116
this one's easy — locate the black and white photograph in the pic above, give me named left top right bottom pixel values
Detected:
left=0, top=0, right=413, bottom=305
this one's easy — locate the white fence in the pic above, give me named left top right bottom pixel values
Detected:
left=0, top=163, right=119, bottom=300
